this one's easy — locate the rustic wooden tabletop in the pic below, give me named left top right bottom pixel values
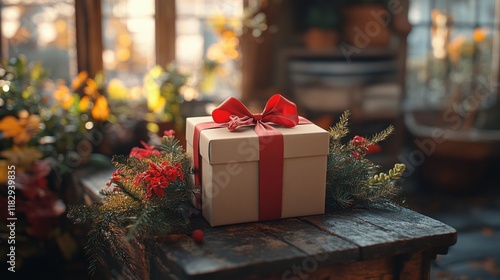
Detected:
left=149, top=206, right=457, bottom=280
left=74, top=167, right=457, bottom=280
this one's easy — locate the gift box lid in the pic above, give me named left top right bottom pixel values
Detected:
left=187, top=116, right=329, bottom=165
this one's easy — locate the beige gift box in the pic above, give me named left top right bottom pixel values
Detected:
left=186, top=116, right=329, bottom=226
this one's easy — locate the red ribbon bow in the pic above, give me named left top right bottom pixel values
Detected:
left=212, top=94, right=299, bottom=131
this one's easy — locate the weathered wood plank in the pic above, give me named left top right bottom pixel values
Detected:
left=151, top=218, right=311, bottom=280
left=305, top=213, right=408, bottom=260
left=304, top=206, right=456, bottom=260
left=257, top=218, right=360, bottom=264
left=343, top=205, right=457, bottom=257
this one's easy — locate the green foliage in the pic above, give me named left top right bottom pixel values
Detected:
left=144, top=64, right=189, bottom=123
left=325, top=111, right=405, bottom=209
left=67, top=136, right=195, bottom=276
left=0, top=54, right=49, bottom=117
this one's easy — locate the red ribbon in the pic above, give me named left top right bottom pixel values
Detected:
left=193, top=94, right=299, bottom=221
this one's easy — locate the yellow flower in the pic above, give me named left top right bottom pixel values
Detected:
left=107, top=78, right=128, bottom=100
left=148, top=94, right=166, bottom=114
left=91, top=95, right=110, bottom=121
left=210, top=14, right=227, bottom=35
left=148, top=65, right=164, bottom=79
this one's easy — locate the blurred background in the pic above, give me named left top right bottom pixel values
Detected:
left=0, top=0, right=499, bottom=279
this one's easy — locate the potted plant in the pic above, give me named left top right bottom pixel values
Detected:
left=0, top=55, right=83, bottom=275
left=143, top=63, right=189, bottom=138
left=303, top=0, right=341, bottom=49
left=340, top=0, right=393, bottom=47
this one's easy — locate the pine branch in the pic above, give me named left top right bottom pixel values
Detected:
left=107, top=225, right=139, bottom=274
left=158, top=136, right=184, bottom=156
left=329, top=111, right=350, bottom=142
left=125, top=205, right=154, bottom=241
left=369, top=125, right=394, bottom=144
left=325, top=111, right=405, bottom=209
left=85, top=213, right=113, bottom=276
left=68, top=135, right=196, bottom=276
left=116, top=181, right=145, bottom=202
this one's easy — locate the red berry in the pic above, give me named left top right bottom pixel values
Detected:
left=192, top=229, right=204, bottom=243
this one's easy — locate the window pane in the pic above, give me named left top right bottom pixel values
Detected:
left=1, top=0, right=76, bottom=83
left=101, top=0, right=155, bottom=87
left=406, top=0, right=498, bottom=109
left=176, top=0, right=244, bottom=101
left=408, top=0, right=431, bottom=25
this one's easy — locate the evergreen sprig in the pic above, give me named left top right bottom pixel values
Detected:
left=67, top=136, right=195, bottom=276
left=325, top=111, right=406, bottom=209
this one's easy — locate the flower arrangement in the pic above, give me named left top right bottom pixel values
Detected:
left=0, top=55, right=47, bottom=171
left=0, top=55, right=126, bottom=273
left=68, top=133, right=195, bottom=275
left=0, top=55, right=84, bottom=271
left=38, top=71, right=112, bottom=172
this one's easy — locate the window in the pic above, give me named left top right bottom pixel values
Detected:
left=1, top=0, right=77, bottom=83
left=406, top=0, right=499, bottom=110
left=101, top=0, right=156, bottom=87
left=0, top=0, right=247, bottom=101
left=176, top=0, right=244, bottom=101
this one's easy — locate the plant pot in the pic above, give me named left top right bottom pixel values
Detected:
left=342, top=4, right=392, bottom=47
left=304, top=28, right=339, bottom=50
left=405, top=111, right=500, bottom=191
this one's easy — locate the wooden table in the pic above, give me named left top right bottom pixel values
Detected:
left=74, top=167, right=457, bottom=280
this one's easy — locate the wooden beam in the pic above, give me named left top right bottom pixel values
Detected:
left=240, top=0, right=282, bottom=102
left=75, top=0, right=103, bottom=77
left=155, top=0, right=175, bottom=66
left=0, top=1, right=4, bottom=61
left=493, top=2, right=500, bottom=100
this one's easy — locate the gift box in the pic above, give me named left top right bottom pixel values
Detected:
left=186, top=95, right=329, bottom=226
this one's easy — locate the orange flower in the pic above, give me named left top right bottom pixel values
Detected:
left=53, top=84, right=74, bottom=110
left=79, top=95, right=90, bottom=112
left=473, top=27, right=488, bottom=43
left=91, top=95, right=110, bottom=121
left=0, top=115, right=40, bottom=146
left=16, top=115, right=40, bottom=145
left=84, top=78, right=99, bottom=99
left=447, top=35, right=465, bottom=62
left=71, top=71, right=88, bottom=90
left=0, top=116, right=23, bottom=138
